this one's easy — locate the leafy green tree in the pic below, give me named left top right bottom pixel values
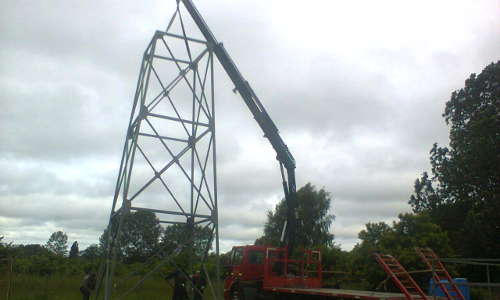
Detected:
left=204, top=252, right=224, bottom=278
left=31, top=253, right=57, bottom=275
left=321, top=245, right=348, bottom=271
left=409, top=61, right=500, bottom=258
left=357, top=222, right=390, bottom=246
left=349, top=222, right=391, bottom=290
left=100, top=210, right=163, bottom=263
left=69, top=241, right=79, bottom=259
left=122, top=211, right=163, bottom=262
left=255, top=183, right=335, bottom=248
left=162, top=223, right=214, bottom=258
left=320, top=245, right=350, bottom=288
left=46, top=231, right=68, bottom=256
left=81, top=244, right=101, bottom=261
left=0, top=237, right=12, bottom=257
left=349, top=212, right=453, bottom=290
left=21, top=244, right=51, bottom=257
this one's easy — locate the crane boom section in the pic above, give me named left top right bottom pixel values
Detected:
left=180, top=0, right=295, bottom=171
left=180, top=0, right=298, bottom=257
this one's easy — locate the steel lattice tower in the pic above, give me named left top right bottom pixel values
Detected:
left=97, top=4, right=220, bottom=299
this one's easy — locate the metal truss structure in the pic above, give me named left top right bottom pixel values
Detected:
left=97, top=4, right=220, bottom=299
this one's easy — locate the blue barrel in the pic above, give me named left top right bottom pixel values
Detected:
left=429, top=278, right=470, bottom=300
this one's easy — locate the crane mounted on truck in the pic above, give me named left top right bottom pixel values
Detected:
left=178, top=1, right=331, bottom=299
left=180, top=2, right=448, bottom=300
left=178, top=0, right=320, bottom=299
left=179, top=3, right=457, bottom=300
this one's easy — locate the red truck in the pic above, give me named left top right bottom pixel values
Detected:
left=223, top=245, right=322, bottom=300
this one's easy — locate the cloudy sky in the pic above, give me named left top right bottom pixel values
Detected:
left=1, top=0, right=499, bottom=253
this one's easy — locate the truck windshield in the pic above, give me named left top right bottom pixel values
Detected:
left=233, top=248, right=243, bottom=265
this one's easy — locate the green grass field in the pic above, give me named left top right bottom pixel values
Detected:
left=2, top=274, right=498, bottom=300
left=1, top=274, right=221, bottom=300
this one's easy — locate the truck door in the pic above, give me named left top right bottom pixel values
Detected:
left=244, top=250, right=264, bottom=280
left=231, top=247, right=244, bottom=276
left=224, top=247, right=244, bottom=299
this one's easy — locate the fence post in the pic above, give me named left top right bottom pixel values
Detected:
left=486, top=265, right=491, bottom=300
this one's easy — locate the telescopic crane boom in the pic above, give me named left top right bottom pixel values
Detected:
left=180, top=0, right=298, bottom=257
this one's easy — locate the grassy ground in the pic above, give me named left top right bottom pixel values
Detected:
left=2, top=275, right=498, bottom=300
left=0, top=274, right=221, bottom=300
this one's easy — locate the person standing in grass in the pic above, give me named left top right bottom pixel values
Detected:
left=193, top=271, right=207, bottom=300
left=80, top=273, right=97, bottom=300
left=165, top=269, right=189, bottom=300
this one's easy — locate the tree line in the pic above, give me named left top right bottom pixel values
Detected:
left=0, top=214, right=215, bottom=278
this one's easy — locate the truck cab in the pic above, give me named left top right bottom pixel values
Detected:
left=224, top=245, right=322, bottom=300
left=224, top=245, right=265, bottom=300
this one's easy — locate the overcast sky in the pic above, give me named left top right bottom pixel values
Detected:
left=1, top=0, right=499, bottom=253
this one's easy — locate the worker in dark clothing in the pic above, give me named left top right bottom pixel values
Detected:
left=80, top=273, right=97, bottom=300
left=193, top=270, right=207, bottom=300
left=165, top=269, right=189, bottom=300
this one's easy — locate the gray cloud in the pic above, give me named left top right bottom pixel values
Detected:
left=1, top=0, right=499, bottom=253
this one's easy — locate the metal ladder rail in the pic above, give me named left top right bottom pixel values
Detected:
left=415, top=247, right=465, bottom=300
left=374, top=253, right=428, bottom=300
